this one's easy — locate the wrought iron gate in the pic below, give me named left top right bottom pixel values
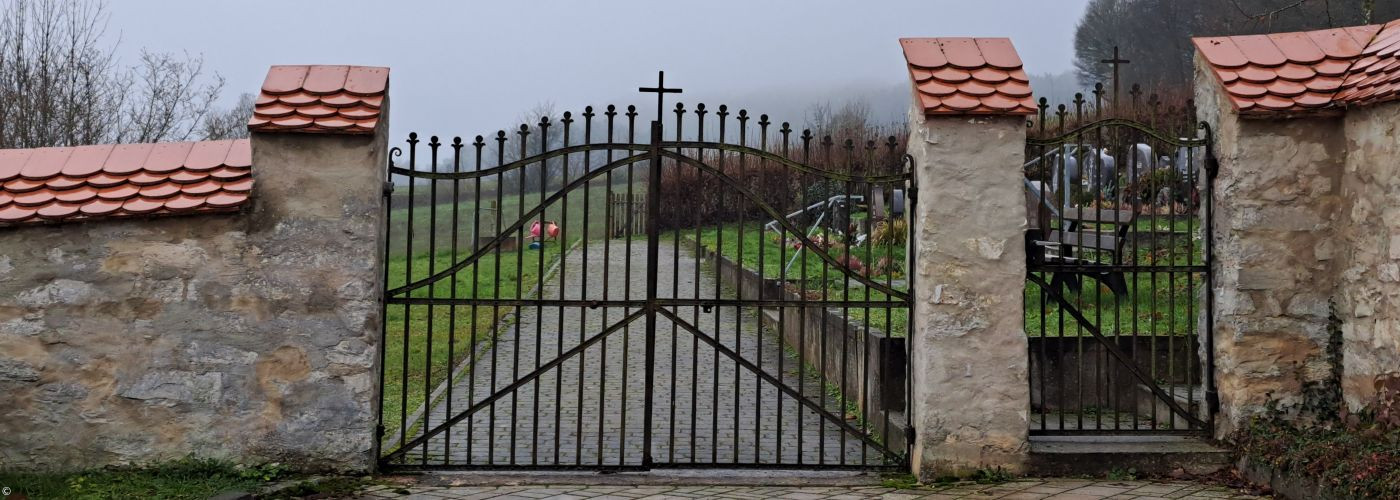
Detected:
left=376, top=74, right=914, bottom=470
left=1023, top=88, right=1217, bottom=435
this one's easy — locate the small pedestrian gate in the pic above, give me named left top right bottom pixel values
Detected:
left=376, top=74, right=914, bottom=470
left=1023, top=88, right=1217, bottom=435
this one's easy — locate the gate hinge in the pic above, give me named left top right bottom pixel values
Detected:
left=382, top=181, right=395, bottom=197
left=907, top=187, right=917, bottom=204
left=906, top=427, right=916, bottom=450
left=375, top=425, right=385, bottom=438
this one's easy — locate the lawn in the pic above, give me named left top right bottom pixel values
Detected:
left=1025, top=218, right=1205, bottom=337
left=379, top=181, right=623, bottom=449
left=1024, top=271, right=1204, bottom=337
left=687, top=222, right=909, bottom=337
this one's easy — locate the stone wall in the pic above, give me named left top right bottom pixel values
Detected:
left=906, top=102, right=1029, bottom=478
left=1194, top=53, right=1347, bottom=437
left=1338, top=100, right=1400, bottom=411
left=1197, top=50, right=1400, bottom=435
left=0, top=123, right=389, bottom=471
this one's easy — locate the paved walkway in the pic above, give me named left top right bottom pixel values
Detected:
left=354, top=479, right=1262, bottom=499
left=398, top=240, right=885, bottom=467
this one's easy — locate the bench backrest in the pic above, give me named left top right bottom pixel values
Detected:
left=1045, top=207, right=1136, bottom=257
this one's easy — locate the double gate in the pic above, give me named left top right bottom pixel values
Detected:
left=1023, top=89, right=1217, bottom=435
left=376, top=75, right=913, bottom=470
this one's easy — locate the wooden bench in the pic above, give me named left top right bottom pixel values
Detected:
left=1026, top=193, right=1135, bottom=298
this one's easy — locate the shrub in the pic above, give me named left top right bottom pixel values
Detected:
left=1237, top=375, right=1400, bottom=499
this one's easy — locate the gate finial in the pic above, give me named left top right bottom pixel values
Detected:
left=638, top=71, right=683, bottom=124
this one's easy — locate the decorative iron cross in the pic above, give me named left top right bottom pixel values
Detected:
left=639, top=71, right=682, bottom=123
left=1101, top=46, right=1130, bottom=108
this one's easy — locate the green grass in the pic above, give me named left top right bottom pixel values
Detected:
left=0, top=459, right=288, bottom=500
left=1026, top=221, right=1204, bottom=337
left=688, top=222, right=908, bottom=336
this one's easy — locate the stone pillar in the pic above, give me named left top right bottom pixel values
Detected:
left=245, top=112, right=390, bottom=470
left=907, top=109, right=1030, bottom=478
left=1193, top=52, right=1345, bottom=438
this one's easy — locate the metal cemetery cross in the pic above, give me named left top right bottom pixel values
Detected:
left=1101, top=46, right=1130, bottom=108
left=639, top=71, right=683, bottom=123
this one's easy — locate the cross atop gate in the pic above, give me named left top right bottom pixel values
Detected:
left=639, top=70, right=682, bottom=123
left=1101, top=46, right=1130, bottom=109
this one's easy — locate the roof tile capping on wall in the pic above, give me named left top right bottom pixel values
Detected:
left=248, top=65, right=388, bottom=134
left=1194, top=18, right=1400, bottom=115
left=899, top=37, right=1036, bottom=115
left=0, top=139, right=252, bottom=226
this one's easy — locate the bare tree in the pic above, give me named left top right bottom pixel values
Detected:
left=0, top=0, right=227, bottom=149
left=201, top=92, right=254, bottom=140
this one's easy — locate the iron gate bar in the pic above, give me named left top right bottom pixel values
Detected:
left=385, top=153, right=650, bottom=298
left=655, top=308, right=905, bottom=462
left=658, top=149, right=908, bottom=300
left=380, top=309, right=648, bottom=465
left=385, top=143, right=649, bottom=180
left=642, top=120, right=662, bottom=467
left=1025, top=118, right=1206, bottom=148
left=660, top=141, right=909, bottom=182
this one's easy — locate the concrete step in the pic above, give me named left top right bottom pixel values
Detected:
left=1027, top=435, right=1232, bottom=477
left=1135, top=384, right=1207, bottom=430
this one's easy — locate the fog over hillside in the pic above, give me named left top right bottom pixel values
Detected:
left=476, top=70, right=1085, bottom=140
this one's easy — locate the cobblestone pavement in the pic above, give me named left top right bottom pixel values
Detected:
left=394, top=240, right=890, bottom=467
left=354, top=478, right=1263, bottom=499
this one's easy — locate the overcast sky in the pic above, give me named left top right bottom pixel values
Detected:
left=108, top=0, right=1090, bottom=139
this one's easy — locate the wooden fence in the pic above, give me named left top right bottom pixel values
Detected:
left=609, top=193, right=646, bottom=238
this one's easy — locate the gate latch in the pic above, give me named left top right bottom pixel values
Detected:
left=702, top=302, right=714, bottom=313
left=587, top=300, right=601, bottom=310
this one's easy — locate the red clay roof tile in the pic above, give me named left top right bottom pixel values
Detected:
left=0, top=139, right=252, bottom=227
left=900, top=37, right=1035, bottom=116
left=1195, top=19, right=1400, bottom=115
left=249, top=64, right=388, bottom=135
left=303, top=65, right=351, bottom=95
left=344, top=66, right=390, bottom=96
left=262, top=65, right=310, bottom=95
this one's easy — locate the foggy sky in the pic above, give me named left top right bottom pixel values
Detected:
left=107, top=0, right=1090, bottom=140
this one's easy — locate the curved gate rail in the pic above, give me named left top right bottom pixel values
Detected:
left=376, top=78, right=914, bottom=470
left=1023, top=88, right=1217, bottom=435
